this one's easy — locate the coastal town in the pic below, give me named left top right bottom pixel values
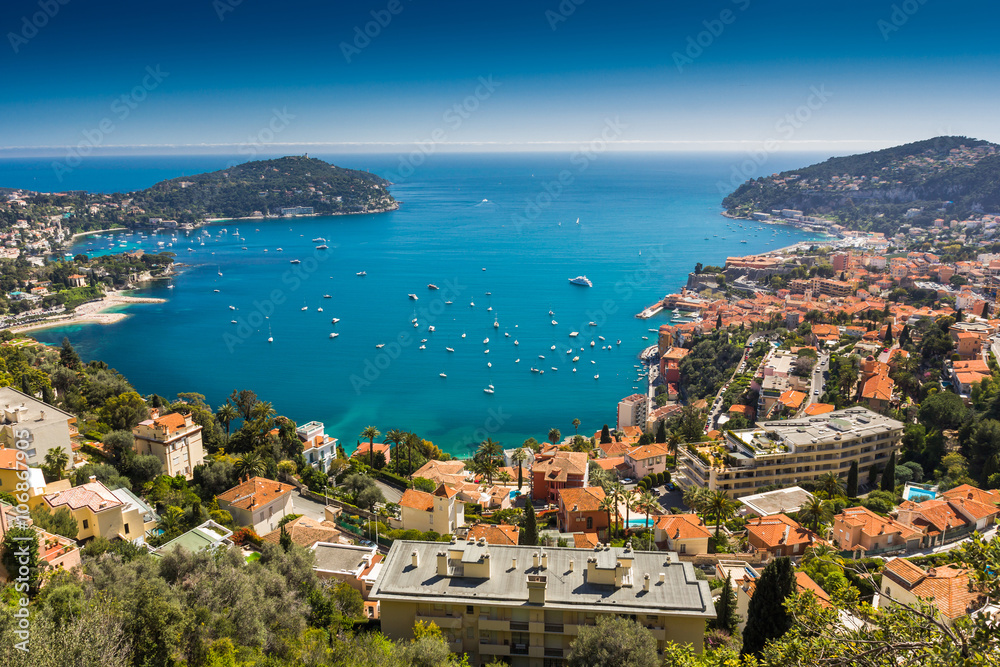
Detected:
left=0, top=150, right=999, bottom=666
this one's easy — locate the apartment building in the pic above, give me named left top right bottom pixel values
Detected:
left=295, top=421, right=338, bottom=472
left=616, top=394, right=648, bottom=430
left=371, top=538, right=714, bottom=666
left=675, top=408, right=903, bottom=500
left=132, top=410, right=205, bottom=479
left=0, top=388, right=76, bottom=470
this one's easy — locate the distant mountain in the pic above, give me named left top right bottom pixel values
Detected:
left=723, top=136, right=1000, bottom=231
left=135, top=155, right=396, bottom=221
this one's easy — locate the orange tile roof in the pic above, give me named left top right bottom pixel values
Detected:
left=598, top=440, right=632, bottom=457
left=433, top=483, right=459, bottom=499
left=534, top=451, right=588, bottom=481
left=861, top=374, right=894, bottom=401
left=261, top=516, right=345, bottom=547
left=883, top=560, right=984, bottom=620
left=836, top=506, right=922, bottom=541
left=942, top=484, right=1000, bottom=507
left=0, top=448, right=28, bottom=470
left=804, top=403, right=835, bottom=416
left=654, top=514, right=711, bottom=540
left=795, top=572, right=832, bottom=608
left=559, top=486, right=606, bottom=512
left=746, top=513, right=819, bottom=549
left=594, top=456, right=625, bottom=471
left=626, top=443, right=671, bottom=461
left=778, top=390, right=807, bottom=409
left=467, top=523, right=519, bottom=546
left=45, top=480, right=122, bottom=513
left=398, top=488, right=435, bottom=512
left=217, top=477, right=295, bottom=511
left=904, top=499, right=971, bottom=533
left=155, top=412, right=187, bottom=430
left=573, top=532, right=599, bottom=548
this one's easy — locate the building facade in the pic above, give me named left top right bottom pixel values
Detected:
left=216, top=476, right=295, bottom=535
left=132, top=410, right=205, bottom=479
left=0, top=388, right=75, bottom=470
left=371, top=539, right=714, bottom=666
left=616, top=394, right=648, bottom=430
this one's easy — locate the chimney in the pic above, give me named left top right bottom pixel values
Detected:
left=436, top=551, right=448, bottom=576
left=512, top=557, right=517, bottom=570
left=532, top=552, right=539, bottom=569
left=569, top=559, right=574, bottom=572
left=39, top=410, right=44, bottom=421
left=780, top=525, right=790, bottom=544
left=411, top=550, right=419, bottom=568
left=89, top=475, right=97, bottom=483
left=659, top=572, right=665, bottom=584
left=643, top=573, right=650, bottom=592
left=526, top=574, right=547, bottom=604
left=540, top=552, right=548, bottom=570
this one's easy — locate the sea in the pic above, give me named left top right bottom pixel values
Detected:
left=2, top=151, right=837, bottom=458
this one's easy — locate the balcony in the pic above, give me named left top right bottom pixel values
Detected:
left=511, top=643, right=530, bottom=656
left=510, top=621, right=530, bottom=632
left=544, top=623, right=564, bottom=633
left=415, top=613, right=462, bottom=629
left=544, top=647, right=565, bottom=658
left=479, top=641, right=510, bottom=656
left=479, top=617, right=509, bottom=631
left=563, top=623, right=580, bottom=636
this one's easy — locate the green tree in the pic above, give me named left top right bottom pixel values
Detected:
left=59, top=336, right=82, bottom=370
left=102, top=429, right=137, bottom=471
left=234, top=451, right=265, bottom=481
left=548, top=428, right=561, bottom=445
left=382, top=428, right=406, bottom=474
left=1, top=525, right=41, bottom=596
left=572, top=418, right=581, bottom=434
left=30, top=503, right=78, bottom=539
left=279, top=525, right=292, bottom=552
left=568, top=615, right=659, bottom=667
left=42, top=445, right=70, bottom=483
left=520, top=502, right=538, bottom=546
left=99, top=391, right=149, bottom=430
left=741, top=556, right=796, bottom=658
left=600, top=424, right=612, bottom=444
left=216, top=401, right=239, bottom=446
left=511, top=447, right=529, bottom=490
left=705, top=489, right=737, bottom=536
left=797, top=496, right=831, bottom=532
left=917, top=390, right=967, bottom=431
left=655, top=420, right=667, bottom=444
left=361, top=425, right=380, bottom=468
left=881, top=450, right=897, bottom=493
left=709, top=572, right=739, bottom=633
left=846, top=459, right=859, bottom=497
left=815, top=471, right=845, bottom=498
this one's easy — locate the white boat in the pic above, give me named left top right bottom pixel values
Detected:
left=617, top=340, right=621, bottom=345
left=301, top=306, right=308, bottom=311
left=312, top=237, right=324, bottom=243
left=590, top=341, right=595, bottom=347
left=470, top=301, right=475, bottom=307
left=483, top=338, right=489, bottom=344
left=569, top=276, right=593, bottom=287
left=439, top=373, right=447, bottom=378
left=514, top=340, right=519, bottom=345
left=569, top=332, right=579, bottom=337
left=445, top=300, right=453, bottom=305
left=413, top=322, right=419, bottom=328
left=550, top=345, right=556, bottom=350
left=594, top=375, right=599, bottom=379
left=446, top=347, right=455, bottom=352
left=329, top=333, right=338, bottom=338
left=572, top=356, right=580, bottom=362
left=428, top=326, right=436, bottom=332
left=408, top=294, right=418, bottom=300
left=331, top=318, right=340, bottom=324
left=515, top=358, right=520, bottom=363
left=213, top=289, right=220, bottom=293
left=598, top=335, right=605, bottom=341
left=419, top=345, right=426, bottom=350
left=573, top=368, right=577, bottom=372
left=229, top=305, right=236, bottom=310
left=551, top=320, right=558, bottom=325
left=290, top=259, right=300, bottom=264
left=549, top=310, right=554, bottom=316
left=461, top=333, right=466, bottom=338
left=428, top=284, right=439, bottom=290
left=376, top=343, right=385, bottom=349
left=487, top=306, right=493, bottom=311
left=566, top=349, right=572, bottom=354
left=317, top=307, right=323, bottom=312
left=230, top=320, right=237, bottom=324
left=530, top=367, right=540, bottom=373
left=484, top=349, right=490, bottom=354
left=538, top=355, right=545, bottom=359
left=588, top=321, right=597, bottom=326
left=356, top=270, right=365, bottom=276
left=505, top=332, right=510, bottom=337
left=323, top=294, right=331, bottom=299
left=267, top=320, right=273, bottom=343
left=493, top=317, right=499, bottom=328
left=487, top=362, right=492, bottom=367
left=484, top=387, right=494, bottom=394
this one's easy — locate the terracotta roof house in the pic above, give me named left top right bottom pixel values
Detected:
left=803, top=402, right=835, bottom=416
left=216, top=476, right=296, bottom=535
left=653, top=514, right=711, bottom=555
left=572, top=531, right=600, bottom=548
left=860, top=374, right=895, bottom=412
left=396, top=484, right=464, bottom=535
left=745, top=513, right=822, bottom=557
left=531, top=451, right=589, bottom=502
left=832, top=506, right=924, bottom=554
left=466, top=523, right=520, bottom=546
left=941, top=484, right=1000, bottom=507
left=557, top=486, right=609, bottom=540
left=411, top=460, right=468, bottom=487
left=43, top=478, right=155, bottom=544
left=262, top=515, right=348, bottom=548
left=133, top=409, right=205, bottom=480
left=353, top=441, right=391, bottom=465
left=624, top=442, right=671, bottom=479
left=895, top=496, right=998, bottom=547
left=879, top=558, right=985, bottom=626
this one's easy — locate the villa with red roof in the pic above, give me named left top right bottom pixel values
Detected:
left=745, top=513, right=822, bottom=557
left=653, top=514, right=711, bottom=555
left=133, top=409, right=205, bottom=480
left=217, top=476, right=295, bottom=535
left=879, top=558, right=985, bottom=627
left=396, top=483, right=465, bottom=535
left=42, top=477, right=157, bottom=543
left=557, top=486, right=609, bottom=539
left=832, top=506, right=924, bottom=554
left=531, top=451, right=589, bottom=502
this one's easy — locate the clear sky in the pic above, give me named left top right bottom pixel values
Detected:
left=2, top=0, right=998, bottom=154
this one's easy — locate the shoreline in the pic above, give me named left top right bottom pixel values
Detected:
left=201, top=202, right=400, bottom=225
left=8, top=293, right=166, bottom=335
left=70, top=227, right=129, bottom=241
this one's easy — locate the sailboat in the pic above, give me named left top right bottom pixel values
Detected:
left=217, top=266, right=223, bottom=277
left=267, top=318, right=273, bottom=343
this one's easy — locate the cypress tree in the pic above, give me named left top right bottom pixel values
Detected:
left=741, top=557, right=796, bottom=658
left=521, top=502, right=538, bottom=546
left=600, top=424, right=612, bottom=444
left=884, top=322, right=893, bottom=345
left=716, top=312, right=723, bottom=330
left=899, top=324, right=910, bottom=347
left=710, top=572, right=738, bottom=633
left=881, top=451, right=897, bottom=492
left=655, top=420, right=667, bottom=444
left=846, top=459, right=859, bottom=497
left=279, top=525, right=292, bottom=552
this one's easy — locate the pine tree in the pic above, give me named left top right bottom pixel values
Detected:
left=846, top=459, right=859, bottom=497
left=600, top=424, right=612, bottom=444
left=521, top=502, right=538, bottom=546
left=741, top=557, right=796, bottom=657
left=279, top=525, right=292, bottom=552
left=60, top=337, right=82, bottom=370
left=881, top=451, right=897, bottom=492
left=710, top=572, right=738, bottom=633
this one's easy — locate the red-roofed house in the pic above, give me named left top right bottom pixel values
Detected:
left=466, top=523, right=520, bottom=546
left=745, top=513, right=822, bottom=557
left=217, top=476, right=295, bottom=535
left=42, top=478, right=151, bottom=543
left=531, top=451, right=589, bottom=502
left=133, top=410, right=205, bottom=479
left=803, top=403, right=835, bottom=416
left=879, top=559, right=985, bottom=626
left=860, top=374, right=895, bottom=413
left=624, top=443, right=671, bottom=478
left=557, top=486, right=609, bottom=539
left=353, top=441, right=391, bottom=466
left=895, top=496, right=999, bottom=547
left=653, top=514, right=711, bottom=555
left=832, top=506, right=924, bottom=554
left=396, top=483, right=465, bottom=535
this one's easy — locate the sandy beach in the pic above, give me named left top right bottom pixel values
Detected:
left=8, top=293, right=166, bottom=334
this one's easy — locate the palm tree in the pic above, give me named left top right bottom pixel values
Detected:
left=548, top=428, right=561, bottom=446
left=802, top=543, right=842, bottom=566
left=572, top=418, right=581, bottom=434
left=634, top=489, right=663, bottom=530
left=404, top=431, right=421, bottom=479
left=797, top=496, right=831, bottom=532
left=816, top=472, right=845, bottom=498
left=608, top=481, right=626, bottom=535
left=683, top=486, right=710, bottom=513
left=598, top=495, right=618, bottom=538
left=383, top=429, right=406, bottom=474
left=478, top=458, right=500, bottom=487
left=234, top=451, right=265, bottom=480
left=497, top=470, right=513, bottom=486
left=361, top=426, right=380, bottom=468
left=511, top=448, right=529, bottom=490
left=216, top=402, right=239, bottom=446
left=477, top=438, right=503, bottom=486
left=705, top=490, right=736, bottom=536
left=158, top=506, right=184, bottom=536
left=667, top=431, right=682, bottom=469
left=42, top=446, right=69, bottom=482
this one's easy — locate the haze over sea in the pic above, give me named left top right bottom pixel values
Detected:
left=6, top=152, right=832, bottom=458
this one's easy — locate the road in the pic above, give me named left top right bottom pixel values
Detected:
left=804, top=351, right=831, bottom=408
left=291, top=479, right=403, bottom=522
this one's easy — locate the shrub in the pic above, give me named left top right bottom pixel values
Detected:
left=231, top=526, right=262, bottom=547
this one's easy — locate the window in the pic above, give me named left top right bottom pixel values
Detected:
left=467, top=605, right=474, bottom=614
left=124, top=524, right=130, bottom=535
left=586, top=517, right=593, bottom=529
left=82, top=519, right=89, bottom=529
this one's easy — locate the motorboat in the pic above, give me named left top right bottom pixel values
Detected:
left=408, top=294, right=418, bottom=300
left=569, top=276, right=593, bottom=287
left=329, top=333, right=338, bottom=338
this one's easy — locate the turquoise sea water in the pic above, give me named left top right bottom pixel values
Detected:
left=14, top=152, right=832, bottom=457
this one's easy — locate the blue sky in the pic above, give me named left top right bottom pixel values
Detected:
left=2, top=0, right=998, bottom=153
